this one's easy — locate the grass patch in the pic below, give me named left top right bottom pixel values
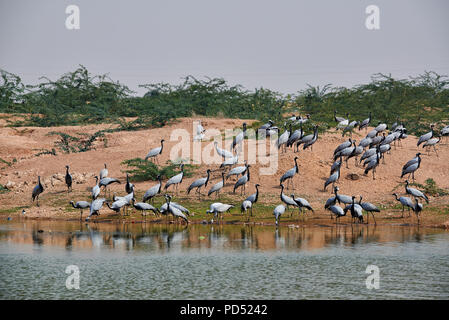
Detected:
left=0, top=184, right=10, bottom=194
left=410, top=178, right=448, bottom=197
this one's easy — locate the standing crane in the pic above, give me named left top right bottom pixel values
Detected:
left=32, top=176, right=44, bottom=207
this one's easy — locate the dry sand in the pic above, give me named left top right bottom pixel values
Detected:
left=0, top=115, right=448, bottom=227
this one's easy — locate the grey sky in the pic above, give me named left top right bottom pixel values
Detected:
left=1, top=0, right=448, bottom=95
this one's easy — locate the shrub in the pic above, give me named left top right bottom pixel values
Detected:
left=121, top=158, right=196, bottom=182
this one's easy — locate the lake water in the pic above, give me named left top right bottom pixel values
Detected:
left=0, top=220, right=448, bottom=299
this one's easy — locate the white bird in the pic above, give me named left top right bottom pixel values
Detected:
left=86, top=198, right=106, bottom=221
left=91, top=176, right=100, bottom=200
left=214, top=141, right=234, bottom=159
left=231, top=122, right=247, bottom=151
left=273, top=204, right=286, bottom=226
left=145, top=139, right=165, bottom=163
left=220, top=154, right=238, bottom=170
left=196, top=120, right=205, bottom=135
left=334, top=110, right=349, bottom=126
left=342, top=120, right=359, bottom=137
left=206, top=202, right=224, bottom=214
left=287, top=114, right=297, bottom=122
left=295, top=114, right=310, bottom=125
left=193, top=132, right=205, bottom=141
left=206, top=202, right=234, bottom=223
left=241, top=200, right=253, bottom=217
left=100, top=163, right=108, bottom=180
left=265, top=126, right=279, bottom=137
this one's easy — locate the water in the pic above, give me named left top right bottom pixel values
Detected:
left=0, top=221, right=448, bottom=299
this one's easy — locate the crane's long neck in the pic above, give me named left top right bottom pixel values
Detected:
left=294, top=158, right=298, bottom=173
left=205, top=171, right=210, bottom=186
left=166, top=197, right=171, bottom=211
left=393, top=194, right=399, bottom=201
left=160, top=140, right=164, bottom=152
left=247, top=167, right=250, bottom=181
left=255, top=186, right=259, bottom=202
left=70, top=202, right=77, bottom=209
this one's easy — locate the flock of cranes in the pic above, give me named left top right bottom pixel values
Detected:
left=29, top=113, right=448, bottom=226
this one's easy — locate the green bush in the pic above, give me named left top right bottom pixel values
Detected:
left=1, top=67, right=448, bottom=137
left=411, top=178, right=448, bottom=197
left=121, top=158, right=196, bottom=182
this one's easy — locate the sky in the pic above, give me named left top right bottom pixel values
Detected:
left=1, top=0, right=448, bottom=95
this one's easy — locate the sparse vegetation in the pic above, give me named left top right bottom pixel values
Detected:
left=411, top=178, right=449, bottom=197
left=0, top=184, right=10, bottom=194
left=34, top=148, right=57, bottom=157
left=121, top=158, right=197, bottom=182
left=1, top=67, right=448, bottom=140
left=47, top=130, right=108, bottom=153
